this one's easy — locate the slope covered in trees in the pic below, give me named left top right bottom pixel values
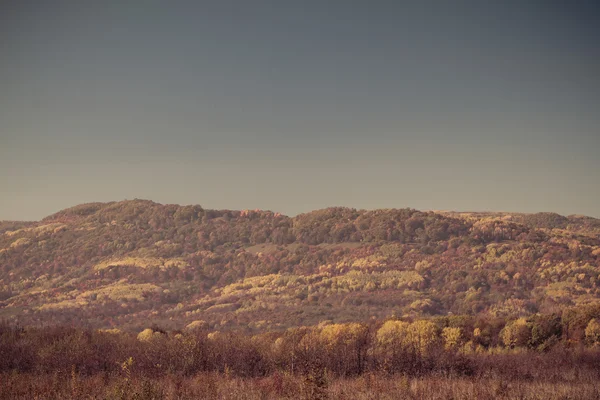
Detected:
left=1, top=200, right=600, bottom=335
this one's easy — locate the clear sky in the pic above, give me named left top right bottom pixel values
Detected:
left=1, top=1, right=599, bottom=220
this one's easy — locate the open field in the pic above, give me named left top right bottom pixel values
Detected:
left=3, top=372, right=600, bottom=399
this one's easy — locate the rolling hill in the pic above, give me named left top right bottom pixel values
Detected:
left=1, top=199, right=600, bottom=333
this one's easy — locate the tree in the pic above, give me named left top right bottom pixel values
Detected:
left=376, top=320, right=410, bottom=350
left=442, top=327, right=462, bottom=350
left=375, top=320, right=411, bottom=373
left=500, top=318, right=531, bottom=348
left=529, top=314, right=561, bottom=350
left=319, top=323, right=369, bottom=376
left=585, top=319, right=600, bottom=345
left=185, top=320, right=208, bottom=332
left=407, top=320, right=438, bottom=356
left=137, top=328, right=155, bottom=342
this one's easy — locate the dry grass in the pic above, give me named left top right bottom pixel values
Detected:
left=2, top=373, right=599, bottom=400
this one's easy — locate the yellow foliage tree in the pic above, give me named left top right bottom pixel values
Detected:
left=500, top=318, right=531, bottom=348
left=376, top=320, right=410, bottom=349
left=375, top=319, right=438, bottom=373
left=407, top=320, right=438, bottom=355
left=375, top=319, right=413, bottom=373
left=185, top=320, right=208, bottom=332
left=442, top=327, right=462, bottom=350
left=585, top=319, right=600, bottom=345
left=137, top=328, right=155, bottom=342
left=320, top=323, right=368, bottom=348
left=376, top=320, right=438, bottom=356
left=319, top=323, right=369, bottom=375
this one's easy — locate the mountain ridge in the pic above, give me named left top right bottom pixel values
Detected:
left=4, top=198, right=600, bottom=225
left=1, top=199, right=599, bottom=333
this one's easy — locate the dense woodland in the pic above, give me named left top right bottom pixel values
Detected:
left=1, top=200, right=599, bottom=332
left=2, top=200, right=600, bottom=398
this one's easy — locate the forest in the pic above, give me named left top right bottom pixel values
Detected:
left=1, top=200, right=599, bottom=333
left=2, top=200, right=600, bottom=398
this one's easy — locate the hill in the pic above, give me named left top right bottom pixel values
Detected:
left=1, top=199, right=600, bottom=333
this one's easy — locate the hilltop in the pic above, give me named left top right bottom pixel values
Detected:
left=1, top=199, right=599, bottom=332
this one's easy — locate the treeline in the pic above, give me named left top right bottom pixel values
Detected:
left=4, top=309, right=600, bottom=380
left=3, top=201, right=598, bottom=282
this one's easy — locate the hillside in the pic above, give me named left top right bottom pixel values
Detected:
left=1, top=200, right=600, bottom=333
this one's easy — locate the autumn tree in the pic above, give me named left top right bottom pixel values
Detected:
left=529, top=314, right=562, bottom=350
left=407, top=320, right=439, bottom=356
left=585, top=319, right=600, bottom=346
left=500, top=318, right=531, bottom=348
left=375, top=320, right=412, bottom=373
left=318, top=323, right=370, bottom=376
left=442, top=327, right=463, bottom=350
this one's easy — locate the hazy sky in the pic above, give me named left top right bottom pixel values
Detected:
left=1, top=1, right=599, bottom=220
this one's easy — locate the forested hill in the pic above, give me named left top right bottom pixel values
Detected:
left=1, top=199, right=600, bottom=332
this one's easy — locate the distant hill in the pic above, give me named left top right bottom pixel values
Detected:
left=1, top=200, right=599, bottom=332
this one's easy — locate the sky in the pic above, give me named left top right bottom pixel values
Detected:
left=1, top=1, right=599, bottom=220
